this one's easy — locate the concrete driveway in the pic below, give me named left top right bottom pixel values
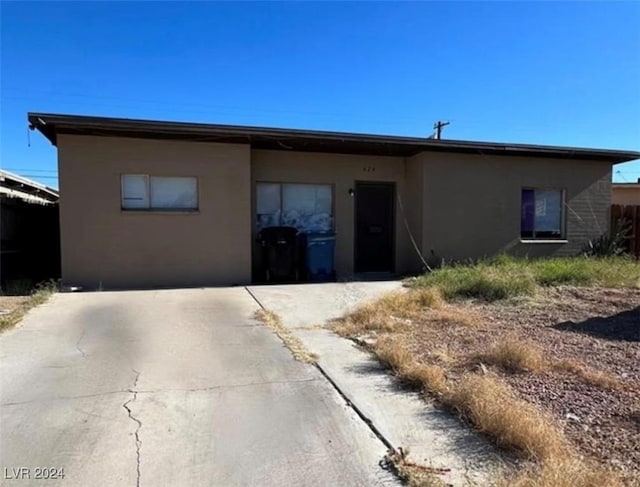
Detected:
left=0, top=288, right=396, bottom=486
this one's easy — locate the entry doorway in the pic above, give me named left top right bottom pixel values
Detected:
left=354, top=182, right=395, bottom=273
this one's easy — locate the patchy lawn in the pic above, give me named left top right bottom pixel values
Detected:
left=332, top=258, right=640, bottom=486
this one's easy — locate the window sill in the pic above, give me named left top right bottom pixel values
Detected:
left=520, top=239, right=568, bottom=244
left=121, top=210, right=200, bottom=215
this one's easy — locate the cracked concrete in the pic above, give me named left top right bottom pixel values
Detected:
left=123, top=370, right=142, bottom=487
left=75, top=328, right=87, bottom=357
left=0, top=287, right=398, bottom=486
left=248, top=282, right=505, bottom=486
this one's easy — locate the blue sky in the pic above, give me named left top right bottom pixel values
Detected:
left=1, top=1, right=639, bottom=189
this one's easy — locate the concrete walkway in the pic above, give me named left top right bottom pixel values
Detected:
left=0, top=288, right=397, bottom=486
left=248, top=282, right=502, bottom=486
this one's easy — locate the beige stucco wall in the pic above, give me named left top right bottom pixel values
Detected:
left=414, top=152, right=612, bottom=261
left=612, top=185, right=640, bottom=206
left=251, top=150, right=417, bottom=277
left=56, top=133, right=616, bottom=288
left=57, top=135, right=251, bottom=288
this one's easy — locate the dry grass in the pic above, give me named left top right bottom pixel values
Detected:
left=375, top=336, right=450, bottom=396
left=430, top=347, right=457, bottom=366
left=332, top=288, right=475, bottom=337
left=254, top=309, right=318, bottom=364
left=425, top=307, right=484, bottom=329
left=370, top=334, right=582, bottom=471
left=500, top=458, right=629, bottom=487
left=331, top=282, right=638, bottom=484
left=0, top=284, right=57, bottom=333
left=553, top=358, right=625, bottom=391
left=475, top=336, right=546, bottom=373
left=472, top=337, right=625, bottom=390
left=373, top=337, right=568, bottom=461
left=442, top=373, right=571, bottom=461
left=375, top=334, right=630, bottom=486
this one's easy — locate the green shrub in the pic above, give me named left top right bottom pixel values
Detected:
left=582, top=219, right=632, bottom=257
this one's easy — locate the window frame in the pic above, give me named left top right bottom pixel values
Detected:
left=121, top=174, right=199, bottom=212
left=520, top=187, right=566, bottom=241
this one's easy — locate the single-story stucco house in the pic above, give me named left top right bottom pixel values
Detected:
left=28, top=112, right=640, bottom=289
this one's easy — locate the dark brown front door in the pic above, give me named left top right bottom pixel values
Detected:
left=355, top=182, right=395, bottom=273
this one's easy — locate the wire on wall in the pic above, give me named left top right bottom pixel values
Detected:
left=396, top=189, right=432, bottom=273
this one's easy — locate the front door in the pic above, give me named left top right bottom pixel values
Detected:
left=354, top=182, right=395, bottom=273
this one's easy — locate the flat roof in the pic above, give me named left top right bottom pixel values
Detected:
left=28, top=112, right=640, bottom=163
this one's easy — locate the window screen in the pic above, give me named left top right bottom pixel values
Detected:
left=121, top=174, right=198, bottom=210
left=150, top=177, right=197, bottom=209
left=256, top=182, right=333, bottom=232
left=121, top=175, right=149, bottom=209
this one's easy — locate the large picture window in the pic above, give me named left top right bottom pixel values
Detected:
left=521, top=188, right=564, bottom=239
left=121, top=175, right=198, bottom=210
left=256, top=182, right=333, bottom=233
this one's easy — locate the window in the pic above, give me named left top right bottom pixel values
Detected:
left=521, top=188, right=564, bottom=239
left=121, top=175, right=198, bottom=210
left=256, top=182, right=333, bottom=233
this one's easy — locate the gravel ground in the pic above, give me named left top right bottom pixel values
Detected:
left=404, top=287, right=640, bottom=475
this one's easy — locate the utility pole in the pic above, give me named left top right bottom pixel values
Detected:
left=433, top=120, right=450, bottom=140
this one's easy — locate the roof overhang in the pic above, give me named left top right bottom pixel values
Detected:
left=28, top=112, right=640, bottom=163
left=0, top=170, right=59, bottom=203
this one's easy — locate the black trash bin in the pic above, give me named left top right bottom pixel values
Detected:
left=256, top=226, right=299, bottom=282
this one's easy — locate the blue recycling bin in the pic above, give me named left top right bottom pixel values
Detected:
left=305, top=233, right=336, bottom=282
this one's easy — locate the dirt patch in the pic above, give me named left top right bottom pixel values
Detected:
left=406, top=287, right=640, bottom=476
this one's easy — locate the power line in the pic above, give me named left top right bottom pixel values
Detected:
left=2, top=168, right=57, bottom=173
left=14, top=175, right=58, bottom=180
left=3, top=89, right=436, bottom=126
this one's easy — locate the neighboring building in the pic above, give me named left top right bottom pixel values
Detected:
left=612, top=182, right=640, bottom=206
left=0, top=170, right=60, bottom=291
left=28, top=112, right=640, bottom=289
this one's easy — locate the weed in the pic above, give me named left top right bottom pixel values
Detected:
left=476, top=336, right=546, bottom=373
left=412, top=256, right=640, bottom=301
left=254, top=309, right=318, bottom=364
left=332, top=288, right=443, bottom=336
left=374, top=336, right=450, bottom=395
left=500, top=457, right=627, bottom=487
left=415, top=264, right=537, bottom=301
left=0, top=279, right=58, bottom=333
left=554, top=359, right=625, bottom=391
left=582, top=219, right=633, bottom=258
left=442, top=373, right=571, bottom=461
